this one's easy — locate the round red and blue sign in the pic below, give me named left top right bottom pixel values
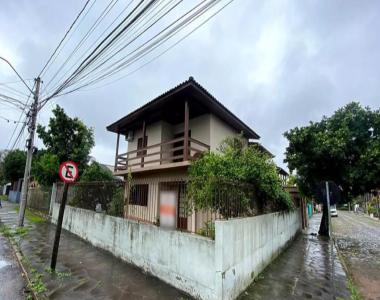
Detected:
left=59, top=161, right=79, bottom=183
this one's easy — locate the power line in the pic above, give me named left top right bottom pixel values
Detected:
left=5, top=82, right=35, bottom=150
left=0, top=57, right=33, bottom=93
left=82, top=0, right=235, bottom=91
left=40, top=0, right=230, bottom=105
left=50, top=0, right=222, bottom=96
left=42, top=0, right=123, bottom=95
left=10, top=121, right=27, bottom=151
left=0, top=115, right=26, bottom=124
left=0, top=95, right=28, bottom=110
left=52, top=0, right=153, bottom=97
left=39, top=0, right=92, bottom=77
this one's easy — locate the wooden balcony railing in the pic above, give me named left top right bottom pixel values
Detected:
left=115, top=137, right=210, bottom=171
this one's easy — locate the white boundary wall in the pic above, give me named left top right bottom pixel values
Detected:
left=214, top=211, right=301, bottom=299
left=52, top=204, right=300, bottom=299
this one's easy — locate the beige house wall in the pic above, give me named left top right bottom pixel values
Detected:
left=124, top=113, right=249, bottom=230
left=209, top=114, right=246, bottom=151
left=126, top=113, right=247, bottom=159
left=172, top=113, right=211, bottom=146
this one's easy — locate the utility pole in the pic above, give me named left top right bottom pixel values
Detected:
left=18, top=77, right=41, bottom=227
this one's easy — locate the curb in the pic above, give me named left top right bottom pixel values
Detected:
left=332, top=235, right=363, bottom=300
left=9, top=237, right=39, bottom=300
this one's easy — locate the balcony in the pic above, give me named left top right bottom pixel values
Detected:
left=115, top=137, right=209, bottom=173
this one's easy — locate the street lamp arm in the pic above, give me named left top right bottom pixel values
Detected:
left=0, top=56, right=34, bottom=94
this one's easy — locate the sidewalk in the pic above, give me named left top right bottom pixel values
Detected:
left=0, top=201, right=190, bottom=300
left=239, top=214, right=351, bottom=299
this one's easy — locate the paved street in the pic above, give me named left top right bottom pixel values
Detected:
left=239, top=214, right=350, bottom=300
left=333, top=211, right=380, bottom=300
left=0, top=201, right=189, bottom=300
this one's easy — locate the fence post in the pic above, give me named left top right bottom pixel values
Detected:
left=49, top=183, right=57, bottom=218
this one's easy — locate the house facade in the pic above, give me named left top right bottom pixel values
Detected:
left=107, top=77, right=264, bottom=232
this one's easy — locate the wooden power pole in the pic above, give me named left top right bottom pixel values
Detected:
left=18, top=77, right=41, bottom=227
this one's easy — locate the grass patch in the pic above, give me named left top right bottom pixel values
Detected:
left=0, top=195, right=7, bottom=201
left=348, top=277, right=362, bottom=300
left=15, top=207, right=46, bottom=223
left=44, top=267, right=72, bottom=279
left=0, top=224, right=29, bottom=238
left=0, top=224, right=13, bottom=237
left=22, top=256, right=47, bottom=295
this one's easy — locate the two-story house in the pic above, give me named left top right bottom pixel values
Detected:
left=107, top=77, right=262, bottom=232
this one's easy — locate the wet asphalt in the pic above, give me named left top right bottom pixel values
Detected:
left=333, top=211, right=380, bottom=300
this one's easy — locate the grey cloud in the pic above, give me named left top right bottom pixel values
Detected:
left=1, top=0, right=379, bottom=170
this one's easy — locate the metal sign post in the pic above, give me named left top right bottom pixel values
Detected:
left=50, top=161, right=79, bottom=270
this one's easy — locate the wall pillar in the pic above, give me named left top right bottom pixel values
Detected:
left=184, top=101, right=189, bottom=161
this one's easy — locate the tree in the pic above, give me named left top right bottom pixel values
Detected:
left=32, top=152, right=60, bottom=186
left=187, top=136, right=293, bottom=217
left=3, top=150, right=26, bottom=184
left=36, top=105, right=95, bottom=172
left=79, top=161, right=114, bottom=182
left=0, top=150, right=8, bottom=185
left=284, top=102, right=380, bottom=234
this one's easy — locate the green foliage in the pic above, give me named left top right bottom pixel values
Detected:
left=0, top=224, right=29, bottom=238
left=197, top=221, right=215, bottom=239
left=36, top=105, right=95, bottom=172
left=15, top=207, right=46, bottom=223
left=187, top=136, right=293, bottom=216
left=22, top=256, right=47, bottom=295
left=70, top=181, right=123, bottom=214
left=108, top=187, right=125, bottom=217
left=367, top=206, right=378, bottom=217
left=0, top=150, right=7, bottom=185
left=79, top=161, right=114, bottom=182
left=2, top=150, right=26, bottom=183
left=32, top=152, right=60, bottom=186
left=284, top=102, right=380, bottom=202
left=0, top=225, right=13, bottom=237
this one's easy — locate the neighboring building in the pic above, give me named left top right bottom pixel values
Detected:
left=277, top=166, right=289, bottom=186
left=107, top=77, right=282, bottom=232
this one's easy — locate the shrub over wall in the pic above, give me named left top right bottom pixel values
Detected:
left=67, top=181, right=124, bottom=217
left=187, top=136, right=294, bottom=217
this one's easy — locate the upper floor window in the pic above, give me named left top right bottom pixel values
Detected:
left=137, top=136, right=148, bottom=157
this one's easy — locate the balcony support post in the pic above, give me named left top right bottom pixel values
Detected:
left=114, top=131, right=120, bottom=171
left=184, top=101, right=189, bottom=161
left=141, top=120, right=146, bottom=166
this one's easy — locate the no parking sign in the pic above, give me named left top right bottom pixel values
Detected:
left=59, top=161, right=79, bottom=183
left=52, top=160, right=79, bottom=271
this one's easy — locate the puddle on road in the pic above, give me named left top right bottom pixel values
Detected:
left=0, top=260, right=11, bottom=269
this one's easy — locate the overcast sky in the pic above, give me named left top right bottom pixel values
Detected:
left=0, top=0, right=379, bottom=170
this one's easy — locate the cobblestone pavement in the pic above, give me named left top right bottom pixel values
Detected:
left=239, top=214, right=350, bottom=300
left=0, top=201, right=190, bottom=300
left=333, top=211, right=380, bottom=300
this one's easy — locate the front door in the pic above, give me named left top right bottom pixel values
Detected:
left=159, top=183, right=177, bottom=229
left=177, top=183, right=187, bottom=230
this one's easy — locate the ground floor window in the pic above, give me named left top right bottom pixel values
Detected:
left=130, top=184, right=149, bottom=206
